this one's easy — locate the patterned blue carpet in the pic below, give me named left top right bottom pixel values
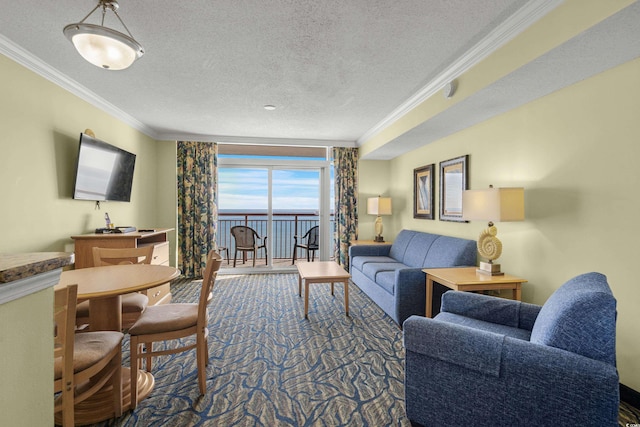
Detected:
left=92, top=273, right=411, bottom=426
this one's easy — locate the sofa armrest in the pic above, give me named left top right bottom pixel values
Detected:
left=395, top=268, right=428, bottom=323
left=440, top=290, right=541, bottom=330
left=348, top=244, right=392, bottom=258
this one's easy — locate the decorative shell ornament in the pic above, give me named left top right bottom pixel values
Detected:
left=478, top=224, right=502, bottom=262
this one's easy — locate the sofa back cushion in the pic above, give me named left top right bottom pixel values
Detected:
left=388, top=230, right=476, bottom=268
left=530, top=272, right=617, bottom=365
left=388, top=230, right=418, bottom=261
left=423, top=236, right=477, bottom=268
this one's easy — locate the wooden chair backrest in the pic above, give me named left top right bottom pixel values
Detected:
left=54, top=284, right=78, bottom=426
left=92, top=246, right=154, bottom=267
left=198, top=250, right=223, bottom=324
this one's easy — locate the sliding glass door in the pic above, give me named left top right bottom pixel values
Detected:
left=218, top=156, right=332, bottom=272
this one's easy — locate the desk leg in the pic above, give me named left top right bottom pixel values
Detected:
left=331, top=282, right=335, bottom=296
left=513, top=284, right=522, bottom=301
left=298, top=274, right=302, bottom=297
left=426, top=277, right=434, bottom=318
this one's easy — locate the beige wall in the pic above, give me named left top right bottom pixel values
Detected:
left=0, top=53, right=175, bottom=424
left=360, top=57, right=640, bottom=390
left=0, top=54, right=169, bottom=252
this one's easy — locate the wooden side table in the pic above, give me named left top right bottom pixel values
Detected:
left=350, top=240, right=393, bottom=245
left=423, top=267, right=527, bottom=318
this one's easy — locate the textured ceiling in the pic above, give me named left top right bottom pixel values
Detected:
left=0, top=1, right=638, bottom=159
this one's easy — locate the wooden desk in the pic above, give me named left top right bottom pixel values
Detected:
left=423, top=267, right=527, bottom=318
left=297, top=261, right=350, bottom=319
left=71, top=228, right=174, bottom=305
left=56, top=264, right=180, bottom=424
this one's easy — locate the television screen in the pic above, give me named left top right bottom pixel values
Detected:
left=72, top=133, right=136, bottom=202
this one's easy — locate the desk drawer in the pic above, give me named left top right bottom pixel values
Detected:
left=151, top=242, right=169, bottom=265
left=145, top=283, right=171, bottom=305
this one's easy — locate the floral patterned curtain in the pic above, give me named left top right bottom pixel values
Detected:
left=177, top=141, right=218, bottom=278
left=333, top=147, right=358, bottom=269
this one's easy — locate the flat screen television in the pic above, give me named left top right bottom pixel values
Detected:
left=72, top=133, right=136, bottom=202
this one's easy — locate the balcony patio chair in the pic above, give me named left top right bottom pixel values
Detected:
left=291, top=225, right=319, bottom=264
left=230, top=225, right=268, bottom=267
left=128, top=250, right=223, bottom=409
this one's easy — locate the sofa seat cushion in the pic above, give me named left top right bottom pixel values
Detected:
left=376, top=271, right=397, bottom=295
left=362, top=262, right=406, bottom=281
left=435, top=312, right=532, bottom=341
left=351, top=256, right=397, bottom=271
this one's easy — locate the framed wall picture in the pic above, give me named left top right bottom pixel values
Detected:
left=414, top=164, right=435, bottom=219
left=439, top=155, right=468, bottom=222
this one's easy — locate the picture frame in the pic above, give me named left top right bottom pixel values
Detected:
left=413, top=164, right=435, bottom=219
left=439, top=155, right=469, bottom=222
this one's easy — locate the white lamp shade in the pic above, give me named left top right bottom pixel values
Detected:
left=367, top=197, right=392, bottom=216
left=64, top=23, right=144, bottom=70
left=462, top=187, right=524, bottom=222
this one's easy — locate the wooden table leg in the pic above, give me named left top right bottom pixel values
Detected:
left=513, top=284, right=522, bottom=301
left=90, top=295, right=122, bottom=331
left=304, top=281, right=309, bottom=319
left=426, top=277, right=434, bottom=318
left=344, top=280, right=349, bottom=316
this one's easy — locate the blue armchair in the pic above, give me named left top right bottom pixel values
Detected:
left=403, top=272, right=619, bottom=427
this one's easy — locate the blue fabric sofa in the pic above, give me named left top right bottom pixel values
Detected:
left=348, top=229, right=476, bottom=325
left=403, top=272, right=619, bottom=427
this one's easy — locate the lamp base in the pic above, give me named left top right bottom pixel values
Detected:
left=374, top=235, right=385, bottom=243
left=477, top=261, right=504, bottom=276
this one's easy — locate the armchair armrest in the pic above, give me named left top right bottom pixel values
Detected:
left=441, top=290, right=541, bottom=330
left=404, top=315, right=504, bottom=376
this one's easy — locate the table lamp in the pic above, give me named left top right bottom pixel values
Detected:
left=462, top=186, right=524, bottom=275
left=367, top=196, right=392, bottom=242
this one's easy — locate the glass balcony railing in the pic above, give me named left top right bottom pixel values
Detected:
left=217, top=212, right=336, bottom=264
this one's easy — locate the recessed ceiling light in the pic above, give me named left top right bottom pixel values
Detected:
left=263, top=105, right=276, bottom=111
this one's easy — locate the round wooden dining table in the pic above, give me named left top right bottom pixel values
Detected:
left=56, top=263, right=180, bottom=424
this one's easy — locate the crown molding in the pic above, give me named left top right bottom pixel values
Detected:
left=0, top=34, right=160, bottom=139
left=157, top=132, right=357, bottom=148
left=356, top=0, right=564, bottom=146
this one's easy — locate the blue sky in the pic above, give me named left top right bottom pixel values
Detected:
left=218, top=167, right=333, bottom=211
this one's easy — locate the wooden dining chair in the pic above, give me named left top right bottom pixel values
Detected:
left=291, top=225, right=319, bottom=264
left=75, top=246, right=154, bottom=331
left=54, top=284, right=124, bottom=426
left=128, top=250, right=223, bottom=409
left=230, top=225, right=268, bottom=267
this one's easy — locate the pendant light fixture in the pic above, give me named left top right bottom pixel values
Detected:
left=63, top=0, right=144, bottom=71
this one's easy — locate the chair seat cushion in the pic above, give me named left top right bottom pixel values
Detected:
left=54, top=331, right=124, bottom=379
left=76, top=293, right=149, bottom=317
left=128, top=303, right=200, bottom=336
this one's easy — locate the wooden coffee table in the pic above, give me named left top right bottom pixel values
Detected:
left=297, top=261, right=351, bottom=319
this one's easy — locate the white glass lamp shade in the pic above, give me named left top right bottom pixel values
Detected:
left=64, top=23, right=144, bottom=70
